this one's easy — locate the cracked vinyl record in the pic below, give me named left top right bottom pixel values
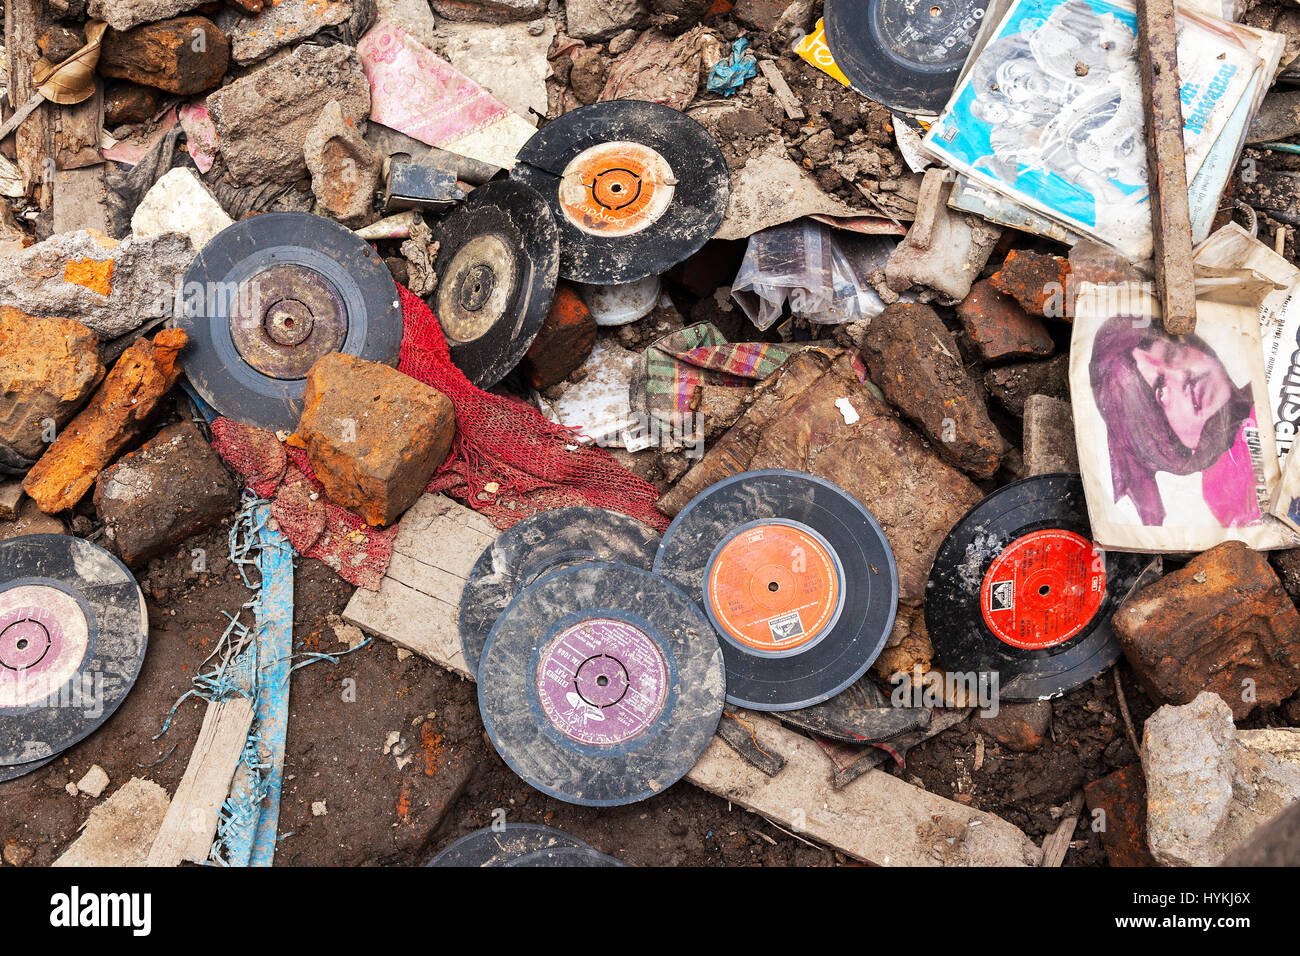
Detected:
left=429, top=180, right=560, bottom=389
left=824, top=0, right=990, bottom=117
left=478, top=562, right=725, bottom=807
left=511, top=100, right=729, bottom=285
left=176, top=212, right=404, bottom=432
left=0, top=535, right=148, bottom=768
left=925, top=473, right=1152, bottom=701
left=458, top=506, right=660, bottom=675
left=655, top=470, right=898, bottom=712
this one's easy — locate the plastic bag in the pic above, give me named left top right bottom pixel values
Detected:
left=731, top=220, right=873, bottom=330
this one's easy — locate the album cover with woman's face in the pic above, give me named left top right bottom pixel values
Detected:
left=1071, top=282, right=1297, bottom=552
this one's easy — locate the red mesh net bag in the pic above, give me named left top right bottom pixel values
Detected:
left=397, top=284, right=668, bottom=532
left=211, top=285, right=667, bottom=589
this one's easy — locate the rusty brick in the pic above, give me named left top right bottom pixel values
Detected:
left=989, top=249, right=1071, bottom=318
left=430, top=0, right=548, bottom=22
left=973, top=701, right=1052, bottom=753
left=521, top=285, right=597, bottom=390
left=1115, top=541, right=1300, bottom=720
left=860, top=302, right=1007, bottom=480
left=956, top=280, right=1055, bottom=363
left=303, top=100, right=382, bottom=227
left=99, top=16, right=230, bottom=96
left=93, top=422, right=240, bottom=566
left=298, top=353, right=455, bottom=527
left=1084, top=764, right=1158, bottom=867
left=23, top=330, right=187, bottom=514
left=0, top=308, right=105, bottom=462
left=104, top=82, right=162, bottom=126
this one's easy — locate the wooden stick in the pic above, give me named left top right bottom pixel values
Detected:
left=1136, top=0, right=1197, bottom=335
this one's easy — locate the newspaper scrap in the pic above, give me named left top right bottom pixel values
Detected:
left=923, top=0, right=1273, bottom=260
left=1071, top=281, right=1299, bottom=553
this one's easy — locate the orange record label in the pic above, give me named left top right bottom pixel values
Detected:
left=557, top=141, right=677, bottom=237
left=980, top=530, right=1106, bottom=650
left=707, top=523, right=840, bottom=652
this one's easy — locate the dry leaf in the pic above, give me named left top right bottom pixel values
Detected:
left=33, top=20, right=107, bottom=106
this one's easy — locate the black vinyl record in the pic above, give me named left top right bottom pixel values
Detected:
left=0, top=535, right=148, bottom=767
left=925, top=473, right=1150, bottom=701
left=176, top=212, right=404, bottom=431
left=429, top=180, right=560, bottom=389
left=824, top=0, right=990, bottom=117
left=427, top=824, right=623, bottom=867
left=458, top=506, right=660, bottom=675
left=511, top=100, right=729, bottom=285
left=478, top=562, right=725, bottom=807
left=654, top=470, right=899, bottom=712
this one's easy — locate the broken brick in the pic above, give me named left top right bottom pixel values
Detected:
left=989, top=249, right=1071, bottom=318
left=0, top=308, right=105, bottom=462
left=956, top=279, right=1055, bottom=362
left=297, top=353, right=455, bottom=527
left=984, top=353, right=1070, bottom=417
left=99, top=16, right=230, bottom=96
left=104, top=82, right=162, bottom=125
left=974, top=701, right=1052, bottom=753
left=1022, top=394, right=1079, bottom=476
left=93, top=422, right=240, bottom=567
left=23, top=330, right=187, bottom=514
left=521, top=285, right=597, bottom=390
left=430, top=0, right=548, bottom=22
left=860, top=302, right=1007, bottom=480
left=1115, top=541, right=1300, bottom=720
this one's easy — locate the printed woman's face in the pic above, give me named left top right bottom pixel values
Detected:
left=1131, top=338, right=1233, bottom=451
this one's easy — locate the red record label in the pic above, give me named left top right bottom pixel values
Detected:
left=979, top=530, right=1106, bottom=650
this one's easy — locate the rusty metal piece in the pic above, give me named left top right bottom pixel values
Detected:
left=1136, top=0, right=1197, bottom=335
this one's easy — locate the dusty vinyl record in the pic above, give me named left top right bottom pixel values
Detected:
left=429, top=180, right=560, bottom=389
left=823, top=0, right=990, bottom=117
left=427, top=824, right=621, bottom=867
left=478, top=562, right=725, bottom=807
left=925, top=473, right=1150, bottom=701
left=511, top=100, right=729, bottom=285
left=458, top=507, right=661, bottom=675
left=0, top=535, right=148, bottom=766
left=0, top=754, right=55, bottom=783
left=654, top=470, right=898, bottom=712
left=177, top=212, right=404, bottom=432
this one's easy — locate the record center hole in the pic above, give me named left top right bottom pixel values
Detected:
left=596, top=675, right=609, bottom=687
left=16, top=639, right=27, bottom=650
left=930, top=4, right=942, bottom=14
left=1039, top=584, right=1051, bottom=596
left=768, top=581, right=780, bottom=592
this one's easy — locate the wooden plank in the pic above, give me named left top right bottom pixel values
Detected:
left=758, top=60, right=805, bottom=121
left=345, top=492, right=1043, bottom=865
left=1136, top=0, right=1197, bottom=335
left=4, top=0, right=56, bottom=209
left=57, top=84, right=104, bottom=170
left=52, top=165, right=109, bottom=235
left=146, top=697, right=255, bottom=867
left=1041, top=792, right=1085, bottom=867
left=345, top=576, right=471, bottom=678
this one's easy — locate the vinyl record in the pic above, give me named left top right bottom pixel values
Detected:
left=427, top=824, right=623, bottom=867
left=478, top=562, right=725, bottom=807
left=429, top=180, right=560, bottom=389
left=511, top=100, right=729, bottom=285
left=458, top=507, right=660, bottom=675
left=0, top=535, right=148, bottom=766
left=823, top=0, right=990, bottom=117
left=177, top=212, right=404, bottom=432
left=654, top=470, right=899, bottom=712
left=925, top=473, right=1151, bottom=701
left=0, top=754, right=55, bottom=784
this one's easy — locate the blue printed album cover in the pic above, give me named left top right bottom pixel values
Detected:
left=922, top=0, right=1260, bottom=259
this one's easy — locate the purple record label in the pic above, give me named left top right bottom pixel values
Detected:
left=0, top=585, right=88, bottom=708
left=535, top=617, right=668, bottom=746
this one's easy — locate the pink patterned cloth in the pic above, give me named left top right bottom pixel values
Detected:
left=357, top=21, right=511, bottom=150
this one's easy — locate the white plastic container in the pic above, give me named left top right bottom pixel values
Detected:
left=576, top=275, right=663, bottom=326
